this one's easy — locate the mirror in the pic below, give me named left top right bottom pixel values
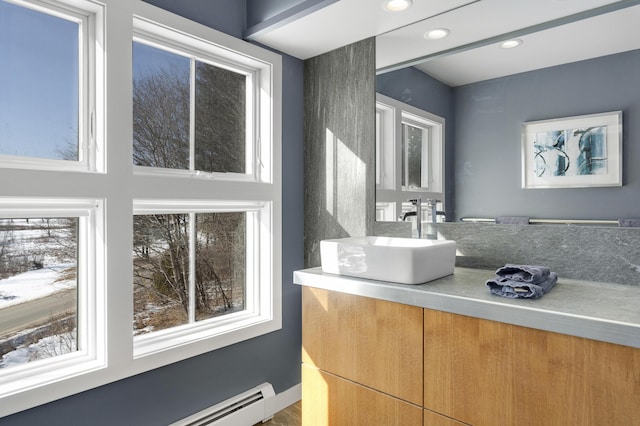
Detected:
left=374, top=1, right=640, bottom=223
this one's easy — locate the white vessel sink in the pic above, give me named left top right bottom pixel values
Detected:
left=320, top=236, right=456, bottom=285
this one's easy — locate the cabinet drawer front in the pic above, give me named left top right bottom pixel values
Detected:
left=424, top=409, right=468, bottom=426
left=424, top=309, right=640, bottom=425
left=302, top=364, right=423, bottom=426
left=303, top=287, right=423, bottom=405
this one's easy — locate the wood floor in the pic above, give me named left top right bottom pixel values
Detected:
left=259, top=401, right=301, bottom=426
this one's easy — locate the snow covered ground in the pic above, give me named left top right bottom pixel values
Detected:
left=1, top=331, right=76, bottom=369
left=0, top=219, right=77, bottom=368
left=0, top=265, right=77, bottom=368
left=0, top=265, right=75, bottom=309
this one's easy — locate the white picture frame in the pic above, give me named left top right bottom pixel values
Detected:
left=522, top=111, right=622, bottom=189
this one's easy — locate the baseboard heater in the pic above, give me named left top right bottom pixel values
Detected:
left=171, top=382, right=276, bottom=426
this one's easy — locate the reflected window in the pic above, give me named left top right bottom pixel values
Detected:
left=402, top=120, right=429, bottom=189
left=375, top=93, right=445, bottom=222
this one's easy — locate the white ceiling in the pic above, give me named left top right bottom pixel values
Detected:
left=249, top=0, right=640, bottom=86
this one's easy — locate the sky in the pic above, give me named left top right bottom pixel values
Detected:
left=0, top=0, right=79, bottom=160
left=0, top=0, right=202, bottom=163
left=133, top=40, right=188, bottom=81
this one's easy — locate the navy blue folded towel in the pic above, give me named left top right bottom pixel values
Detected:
left=486, top=264, right=557, bottom=299
left=619, top=218, right=640, bottom=228
left=495, top=264, right=550, bottom=283
left=495, top=216, right=530, bottom=225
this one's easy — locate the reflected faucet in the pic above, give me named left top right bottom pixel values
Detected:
left=401, top=198, right=446, bottom=239
left=426, top=199, right=441, bottom=224
left=401, top=198, right=422, bottom=239
left=424, top=199, right=447, bottom=240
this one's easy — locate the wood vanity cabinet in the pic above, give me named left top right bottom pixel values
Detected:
left=424, top=309, right=640, bottom=425
left=302, top=364, right=423, bottom=425
left=301, top=286, right=640, bottom=425
left=301, top=287, right=423, bottom=425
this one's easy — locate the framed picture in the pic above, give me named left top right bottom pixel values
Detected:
left=522, top=111, right=622, bottom=189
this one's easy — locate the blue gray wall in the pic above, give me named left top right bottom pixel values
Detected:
left=378, top=49, right=640, bottom=221
left=145, top=0, right=246, bottom=39
left=455, top=49, right=640, bottom=221
left=1, top=1, right=304, bottom=425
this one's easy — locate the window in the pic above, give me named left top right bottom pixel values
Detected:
left=132, top=201, right=274, bottom=359
left=376, top=93, right=445, bottom=222
left=0, top=199, right=104, bottom=403
left=0, top=216, right=79, bottom=366
left=0, top=0, right=105, bottom=410
left=133, top=211, right=247, bottom=332
left=0, top=0, right=101, bottom=172
left=402, top=118, right=429, bottom=189
left=132, top=16, right=274, bottom=183
left=132, top=41, right=250, bottom=175
left=130, top=17, right=280, bottom=358
left=0, top=0, right=281, bottom=417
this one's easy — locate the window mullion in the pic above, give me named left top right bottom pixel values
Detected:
left=189, top=59, right=196, bottom=171
left=189, top=212, right=196, bottom=323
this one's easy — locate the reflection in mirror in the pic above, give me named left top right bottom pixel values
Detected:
left=375, top=93, right=444, bottom=223
left=375, top=1, right=640, bottom=224
left=401, top=119, right=427, bottom=189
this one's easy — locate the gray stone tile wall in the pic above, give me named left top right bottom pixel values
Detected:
left=375, top=221, right=640, bottom=286
left=303, top=38, right=375, bottom=268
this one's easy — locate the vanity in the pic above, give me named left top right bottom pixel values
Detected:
left=294, top=267, right=640, bottom=425
left=298, top=0, right=640, bottom=422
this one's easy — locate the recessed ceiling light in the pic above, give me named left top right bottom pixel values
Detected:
left=424, top=28, right=451, bottom=40
left=500, top=39, right=523, bottom=49
left=383, top=0, right=413, bottom=12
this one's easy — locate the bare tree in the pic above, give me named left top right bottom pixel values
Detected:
left=133, top=66, right=190, bottom=169
left=0, top=224, right=14, bottom=279
left=131, top=60, right=247, bottom=332
left=133, top=214, right=189, bottom=313
left=194, top=62, right=246, bottom=173
left=0, top=218, right=76, bottom=278
left=133, top=213, right=244, bottom=320
left=194, top=212, right=245, bottom=318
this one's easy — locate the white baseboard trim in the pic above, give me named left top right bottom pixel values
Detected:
left=272, top=383, right=301, bottom=413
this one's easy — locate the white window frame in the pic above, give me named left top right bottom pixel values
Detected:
left=0, top=197, right=105, bottom=401
left=132, top=200, right=274, bottom=358
left=376, top=93, right=444, bottom=222
left=0, top=0, right=281, bottom=417
left=132, top=16, right=273, bottom=184
left=0, top=0, right=104, bottom=173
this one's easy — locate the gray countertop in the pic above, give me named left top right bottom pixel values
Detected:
left=293, top=267, right=640, bottom=349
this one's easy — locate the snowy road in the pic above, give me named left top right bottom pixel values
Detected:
left=0, top=289, right=76, bottom=338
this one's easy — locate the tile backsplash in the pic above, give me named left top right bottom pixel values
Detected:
left=375, top=221, right=640, bottom=286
